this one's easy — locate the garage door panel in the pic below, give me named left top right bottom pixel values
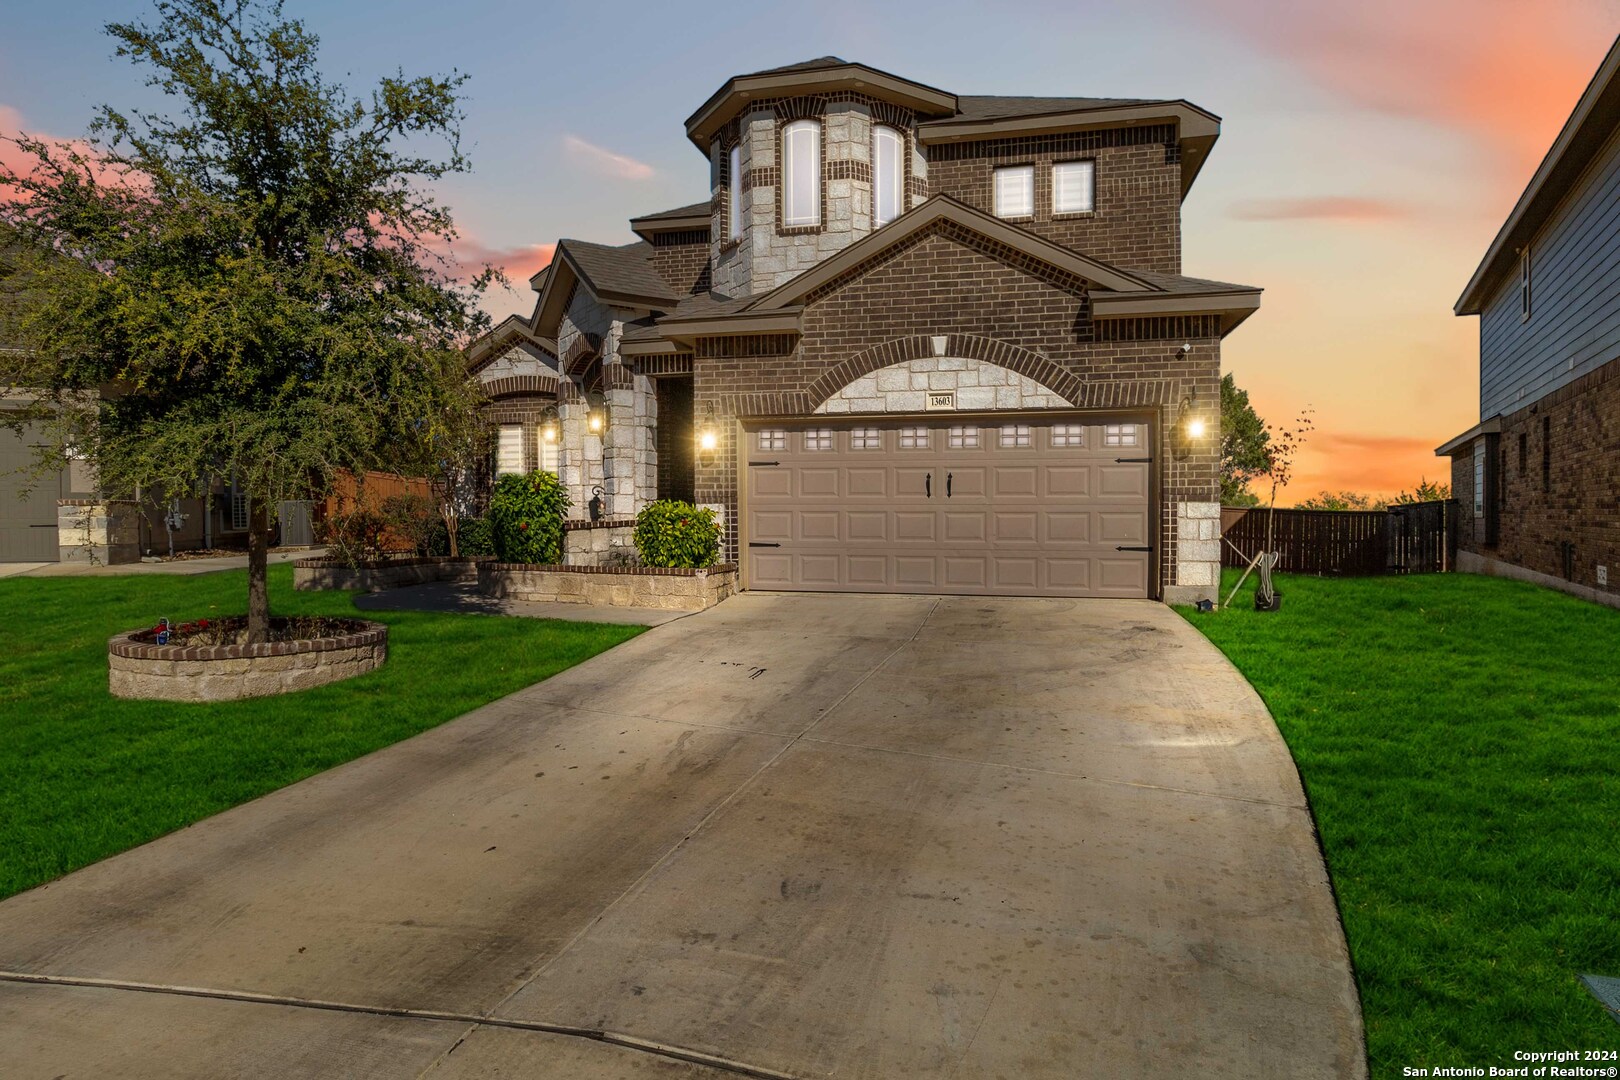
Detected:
left=744, top=418, right=1151, bottom=598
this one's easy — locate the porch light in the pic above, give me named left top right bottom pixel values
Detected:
left=1186, top=417, right=1207, bottom=439
left=697, top=403, right=719, bottom=453
left=540, top=405, right=559, bottom=443
left=585, top=392, right=607, bottom=435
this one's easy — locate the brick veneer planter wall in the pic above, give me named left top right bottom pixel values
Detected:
left=108, top=618, right=388, bottom=701
left=293, top=556, right=491, bottom=592
left=478, top=562, right=737, bottom=612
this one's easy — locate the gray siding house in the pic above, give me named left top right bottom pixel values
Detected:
left=1439, top=34, right=1620, bottom=604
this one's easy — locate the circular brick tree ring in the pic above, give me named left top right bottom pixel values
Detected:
left=108, top=617, right=388, bottom=701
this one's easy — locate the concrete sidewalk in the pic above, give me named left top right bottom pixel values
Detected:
left=0, top=593, right=1366, bottom=1079
left=6, top=548, right=315, bottom=578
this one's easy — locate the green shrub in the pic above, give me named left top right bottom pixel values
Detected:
left=456, top=517, right=494, bottom=557
left=634, top=500, right=720, bottom=568
left=381, top=493, right=440, bottom=556
left=315, top=507, right=388, bottom=564
left=488, top=472, right=569, bottom=564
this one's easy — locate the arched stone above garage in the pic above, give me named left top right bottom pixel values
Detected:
left=813, top=356, right=1071, bottom=414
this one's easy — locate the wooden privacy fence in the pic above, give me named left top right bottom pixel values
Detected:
left=1221, top=500, right=1459, bottom=576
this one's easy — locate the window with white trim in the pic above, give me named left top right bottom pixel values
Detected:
left=899, top=426, right=929, bottom=449
left=804, top=428, right=833, bottom=451
left=851, top=426, right=882, bottom=450
left=539, top=432, right=560, bottom=474
left=1052, top=160, right=1095, bottom=214
left=993, top=165, right=1034, bottom=218
left=229, top=481, right=249, bottom=531
left=758, top=429, right=787, bottom=451
left=948, top=426, right=979, bottom=449
left=782, top=120, right=821, bottom=228
left=496, top=423, right=523, bottom=476
left=1520, top=247, right=1532, bottom=322
left=727, top=142, right=742, bottom=241
left=1473, top=440, right=1486, bottom=518
left=1103, top=424, right=1139, bottom=448
left=1052, top=424, right=1085, bottom=447
left=999, top=424, right=1031, bottom=448
left=873, top=125, right=904, bottom=227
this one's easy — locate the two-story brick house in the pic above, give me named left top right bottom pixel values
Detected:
left=469, top=57, right=1262, bottom=603
left=1439, top=36, right=1620, bottom=606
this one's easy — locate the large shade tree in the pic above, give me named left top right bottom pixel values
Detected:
left=0, top=0, right=495, bottom=641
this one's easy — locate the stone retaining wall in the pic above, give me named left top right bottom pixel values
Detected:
left=293, top=556, right=490, bottom=592
left=478, top=562, right=736, bottom=612
left=108, top=619, right=388, bottom=701
left=563, top=519, right=637, bottom=567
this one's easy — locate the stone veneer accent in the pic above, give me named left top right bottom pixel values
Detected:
left=1165, top=501, right=1221, bottom=606
left=815, top=356, right=1070, bottom=414
left=108, top=618, right=388, bottom=701
left=563, top=519, right=637, bottom=566
left=57, top=499, right=141, bottom=564
left=478, top=562, right=737, bottom=612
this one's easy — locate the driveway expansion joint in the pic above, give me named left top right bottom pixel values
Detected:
left=0, top=970, right=801, bottom=1080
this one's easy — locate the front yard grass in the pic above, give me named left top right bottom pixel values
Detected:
left=1181, top=571, right=1620, bottom=1077
left=0, top=563, right=644, bottom=901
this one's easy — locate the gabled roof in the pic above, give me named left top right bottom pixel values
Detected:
left=686, top=58, right=958, bottom=154
left=637, top=195, right=1261, bottom=343
left=1456, top=35, right=1620, bottom=315
left=464, top=312, right=559, bottom=373
left=531, top=238, right=681, bottom=339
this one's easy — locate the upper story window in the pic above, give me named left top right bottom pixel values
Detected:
left=993, top=165, right=1034, bottom=218
left=1053, top=160, right=1095, bottom=214
left=782, top=120, right=821, bottom=228
left=727, top=142, right=742, bottom=241
left=873, top=125, right=904, bottom=227
left=1520, top=247, right=1532, bottom=322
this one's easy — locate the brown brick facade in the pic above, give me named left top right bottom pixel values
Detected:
left=649, top=230, right=712, bottom=295
left=1453, top=352, right=1620, bottom=597
left=692, top=223, right=1220, bottom=593
left=926, top=126, right=1181, bottom=274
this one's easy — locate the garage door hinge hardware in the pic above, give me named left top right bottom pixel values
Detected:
left=748, top=542, right=781, bottom=548
left=1115, top=456, right=1153, bottom=463
left=1115, top=545, right=1152, bottom=552
left=748, top=460, right=781, bottom=467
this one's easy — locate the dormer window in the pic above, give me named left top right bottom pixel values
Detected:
left=873, top=124, right=904, bottom=227
left=993, top=164, right=1034, bottom=218
left=782, top=119, right=821, bottom=228
left=727, top=142, right=742, bottom=240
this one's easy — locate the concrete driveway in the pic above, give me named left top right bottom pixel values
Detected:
left=0, top=594, right=1365, bottom=1079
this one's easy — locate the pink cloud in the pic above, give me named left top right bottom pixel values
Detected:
left=562, top=134, right=655, bottom=181
left=451, top=237, right=555, bottom=284
left=0, top=104, right=130, bottom=197
left=1230, top=196, right=1412, bottom=222
left=1195, top=0, right=1613, bottom=186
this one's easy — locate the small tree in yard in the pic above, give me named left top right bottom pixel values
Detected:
left=418, top=372, right=491, bottom=558
left=1225, top=407, right=1313, bottom=609
left=0, top=0, right=495, bottom=642
left=1220, top=373, right=1271, bottom=507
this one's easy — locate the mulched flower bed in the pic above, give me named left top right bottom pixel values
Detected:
left=131, top=615, right=371, bottom=648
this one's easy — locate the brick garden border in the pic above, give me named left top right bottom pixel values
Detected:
left=477, top=562, right=738, bottom=612
left=108, top=617, right=388, bottom=701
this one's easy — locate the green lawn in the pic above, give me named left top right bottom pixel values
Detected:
left=0, top=563, right=644, bottom=901
left=1181, top=571, right=1620, bottom=1077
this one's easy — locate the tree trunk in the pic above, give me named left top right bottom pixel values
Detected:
left=246, top=496, right=271, bottom=644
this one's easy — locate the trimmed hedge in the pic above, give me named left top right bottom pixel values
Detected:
left=488, top=472, right=569, bottom=564
left=633, top=500, right=720, bottom=569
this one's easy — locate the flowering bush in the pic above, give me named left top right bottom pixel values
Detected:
left=487, top=472, right=569, bottom=564
left=633, top=501, right=720, bottom=568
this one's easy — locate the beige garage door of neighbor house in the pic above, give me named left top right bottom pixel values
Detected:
left=744, top=417, right=1151, bottom=597
left=0, top=418, right=65, bottom=562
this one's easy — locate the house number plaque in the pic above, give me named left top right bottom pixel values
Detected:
left=925, top=391, right=957, bottom=411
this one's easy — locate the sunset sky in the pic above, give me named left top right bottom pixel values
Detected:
left=3, top=0, right=1617, bottom=501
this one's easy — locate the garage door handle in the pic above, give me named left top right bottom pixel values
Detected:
left=925, top=473, right=931, bottom=498
left=946, top=472, right=952, bottom=498
left=748, top=542, right=781, bottom=548
left=1115, top=545, right=1152, bottom=552
left=1115, top=457, right=1153, bottom=463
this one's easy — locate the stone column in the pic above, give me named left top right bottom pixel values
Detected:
left=1166, top=501, right=1221, bottom=606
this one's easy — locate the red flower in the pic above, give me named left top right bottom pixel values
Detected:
left=520, top=522, right=529, bottom=532
left=198, top=619, right=209, bottom=628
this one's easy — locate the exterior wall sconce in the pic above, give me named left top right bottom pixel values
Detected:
left=589, top=485, right=605, bottom=522
left=1180, top=390, right=1207, bottom=440
left=539, top=404, right=559, bottom=444
left=697, top=403, right=719, bottom=454
left=585, top=391, right=607, bottom=435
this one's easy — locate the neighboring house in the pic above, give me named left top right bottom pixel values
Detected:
left=1440, top=35, right=1620, bottom=606
left=467, top=57, right=1262, bottom=602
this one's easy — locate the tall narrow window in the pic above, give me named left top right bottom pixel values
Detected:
left=497, top=424, right=523, bottom=476
left=1518, top=431, right=1527, bottom=476
left=1542, top=416, right=1551, bottom=493
left=782, top=120, right=821, bottom=228
left=540, top=434, right=560, bottom=475
left=727, top=142, right=742, bottom=240
left=1053, top=160, right=1096, bottom=214
left=1521, top=247, right=1532, bottom=322
left=1473, top=441, right=1486, bottom=519
left=873, top=125, right=904, bottom=227
left=993, top=165, right=1034, bottom=218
